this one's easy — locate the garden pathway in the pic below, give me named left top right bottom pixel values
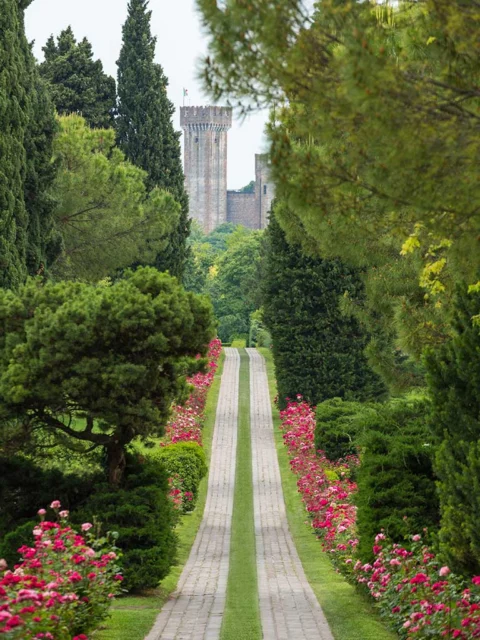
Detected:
left=145, top=348, right=240, bottom=640
left=247, top=348, right=334, bottom=640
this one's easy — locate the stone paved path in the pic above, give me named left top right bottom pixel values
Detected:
left=145, top=348, right=240, bottom=640
left=247, top=348, right=334, bottom=640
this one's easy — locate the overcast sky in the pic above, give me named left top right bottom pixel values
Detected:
left=25, top=0, right=269, bottom=189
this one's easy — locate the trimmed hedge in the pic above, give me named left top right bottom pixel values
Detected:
left=76, top=457, right=178, bottom=592
left=314, top=398, right=377, bottom=461
left=0, top=455, right=101, bottom=565
left=154, top=442, right=207, bottom=512
left=262, top=208, right=386, bottom=409
left=355, top=397, right=439, bottom=561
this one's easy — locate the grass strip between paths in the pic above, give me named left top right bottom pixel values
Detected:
left=95, top=351, right=226, bottom=640
left=220, top=349, right=262, bottom=640
left=258, top=348, right=396, bottom=640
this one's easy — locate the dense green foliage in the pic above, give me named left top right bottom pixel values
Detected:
left=184, top=224, right=263, bottom=343
left=197, top=0, right=480, bottom=391
left=209, top=228, right=263, bottom=343
left=0, top=0, right=59, bottom=288
left=425, top=288, right=480, bottom=576
left=51, top=114, right=178, bottom=281
left=117, top=0, right=190, bottom=279
left=315, top=399, right=376, bottom=462
left=155, top=442, right=207, bottom=512
left=263, top=209, right=384, bottom=408
left=0, top=455, right=100, bottom=565
left=355, top=397, right=439, bottom=562
left=0, top=267, right=213, bottom=484
left=40, top=27, right=116, bottom=129
left=78, top=457, right=178, bottom=592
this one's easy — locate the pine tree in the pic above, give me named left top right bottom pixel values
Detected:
left=39, top=27, right=116, bottom=129
left=116, top=0, right=190, bottom=279
left=262, top=207, right=385, bottom=409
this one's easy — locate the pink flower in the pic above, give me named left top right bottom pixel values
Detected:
left=59, top=510, right=69, bottom=519
left=472, top=576, right=480, bottom=586
left=0, top=559, right=7, bottom=571
left=37, top=508, right=47, bottom=516
left=439, top=566, right=450, bottom=577
left=81, top=523, right=93, bottom=531
left=50, top=500, right=61, bottom=509
left=412, top=534, right=421, bottom=542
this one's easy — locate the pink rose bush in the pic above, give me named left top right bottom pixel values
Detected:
left=164, top=339, right=221, bottom=509
left=0, top=503, right=122, bottom=638
left=280, top=397, right=480, bottom=638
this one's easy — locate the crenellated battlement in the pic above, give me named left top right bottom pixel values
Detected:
left=180, top=106, right=232, bottom=130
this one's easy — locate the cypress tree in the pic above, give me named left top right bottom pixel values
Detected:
left=424, top=287, right=480, bottom=576
left=0, top=0, right=58, bottom=286
left=39, top=27, right=116, bottom=129
left=262, top=207, right=385, bottom=409
left=24, top=64, right=62, bottom=276
left=0, top=0, right=29, bottom=288
left=116, top=0, right=190, bottom=280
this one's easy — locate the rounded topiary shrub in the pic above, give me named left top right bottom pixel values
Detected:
left=355, top=396, right=439, bottom=561
left=314, top=398, right=378, bottom=461
left=154, top=442, right=207, bottom=512
left=76, top=457, right=178, bottom=592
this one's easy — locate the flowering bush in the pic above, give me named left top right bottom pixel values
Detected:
left=354, top=534, right=480, bottom=638
left=0, top=502, right=122, bottom=638
left=280, top=396, right=480, bottom=639
left=163, top=339, right=221, bottom=508
left=280, top=398, right=358, bottom=555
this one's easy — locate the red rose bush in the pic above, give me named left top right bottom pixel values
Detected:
left=0, top=503, right=122, bottom=639
left=280, top=397, right=480, bottom=639
left=164, top=339, right=221, bottom=509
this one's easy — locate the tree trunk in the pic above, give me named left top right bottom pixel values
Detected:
left=107, top=440, right=126, bottom=487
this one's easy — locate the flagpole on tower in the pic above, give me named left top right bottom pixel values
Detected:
left=183, top=88, right=188, bottom=107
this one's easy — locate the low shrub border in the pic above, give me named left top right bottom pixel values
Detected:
left=268, top=351, right=480, bottom=639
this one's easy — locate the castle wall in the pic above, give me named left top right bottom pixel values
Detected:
left=226, top=192, right=259, bottom=229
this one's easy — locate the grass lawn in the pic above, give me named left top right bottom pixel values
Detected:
left=258, top=348, right=397, bottom=640
left=94, top=351, right=226, bottom=640
left=220, top=349, right=262, bottom=640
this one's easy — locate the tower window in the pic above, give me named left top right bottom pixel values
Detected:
left=263, top=185, right=267, bottom=195
left=195, top=137, right=199, bottom=143
left=215, top=138, right=218, bottom=143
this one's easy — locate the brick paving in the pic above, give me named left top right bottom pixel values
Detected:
left=247, top=348, right=334, bottom=640
left=145, top=348, right=239, bottom=640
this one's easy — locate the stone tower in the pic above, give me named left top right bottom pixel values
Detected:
left=254, top=154, right=274, bottom=229
left=180, top=106, right=232, bottom=233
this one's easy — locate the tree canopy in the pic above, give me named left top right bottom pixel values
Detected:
left=197, top=0, right=480, bottom=384
left=51, top=115, right=179, bottom=282
left=40, top=27, right=116, bottom=129
left=0, top=267, right=214, bottom=485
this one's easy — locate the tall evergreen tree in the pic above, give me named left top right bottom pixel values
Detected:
left=0, top=0, right=29, bottom=288
left=116, top=0, right=190, bottom=280
left=0, top=0, right=59, bottom=288
left=262, top=207, right=385, bottom=409
left=39, top=27, right=116, bottom=129
left=425, top=287, right=480, bottom=576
